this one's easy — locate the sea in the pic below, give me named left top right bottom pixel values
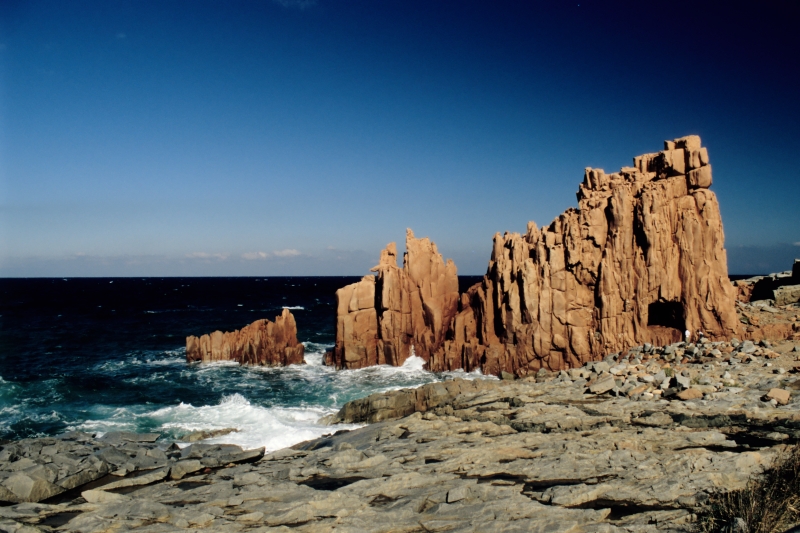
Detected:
left=0, top=277, right=487, bottom=451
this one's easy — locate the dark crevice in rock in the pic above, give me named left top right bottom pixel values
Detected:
left=39, top=511, right=82, bottom=528
left=671, top=413, right=747, bottom=428
left=42, top=473, right=119, bottom=505
left=369, top=494, right=401, bottom=508
left=570, top=499, right=678, bottom=520
left=725, top=431, right=799, bottom=448
left=673, top=445, right=751, bottom=453
left=175, top=481, right=212, bottom=490
left=298, top=475, right=365, bottom=491
left=468, top=473, right=526, bottom=484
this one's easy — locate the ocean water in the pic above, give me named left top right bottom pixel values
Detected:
left=0, top=277, right=487, bottom=451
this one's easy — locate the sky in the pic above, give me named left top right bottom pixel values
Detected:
left=1, top=0, right=799, bottom=277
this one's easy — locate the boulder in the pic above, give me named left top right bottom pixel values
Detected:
left=169, top=460, right=203, bottom=480
left=765, top=388, right=791, bottom=405
left=588, top=375, right=616, bottom=395
left=186, top=308, right=304, bottom=366
left=774, top=285, right=800, bottom=306
left=676, top=388, right=704, bottom=401
left=1, top=473, right=64, bottom=503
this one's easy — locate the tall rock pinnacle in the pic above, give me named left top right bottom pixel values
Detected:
left=330, top=136, right=741, bottom=375
left=326, top=229, right=459, bottom=369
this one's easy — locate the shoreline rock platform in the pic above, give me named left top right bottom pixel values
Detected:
left=3, top=329, right=799, bottom=532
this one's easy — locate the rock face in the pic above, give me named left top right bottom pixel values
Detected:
left=434, top=135, right=740, bottom=375
left=325, top=230, right=459, bottom=369
left=186, top=308, right=304, bottom=366
left=331, top=136, right=741, bottom=375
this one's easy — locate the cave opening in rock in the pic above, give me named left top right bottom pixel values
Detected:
left=647, top=300, right=685, bottom=331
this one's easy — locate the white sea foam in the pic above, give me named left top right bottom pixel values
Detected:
left=58, top=339, right=492, bottom=452
left=282, top=306, right=304, bottom=310
left=145, top=394, right=360, bottom=452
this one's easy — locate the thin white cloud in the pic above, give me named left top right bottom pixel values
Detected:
left=794, top=242, right=800, bottom=246
left=273, top=248, right=301, bottom=257
left=186, top=252, right=229, bottom=260
left=116, top=32, right=126, bottom=39
left=242, top=251, right=269, bottom=260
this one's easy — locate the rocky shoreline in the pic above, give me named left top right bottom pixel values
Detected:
left=3, top=321, right=799, bottom=532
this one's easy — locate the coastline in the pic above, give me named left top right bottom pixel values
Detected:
left=3, top=332, right=799, bottom=532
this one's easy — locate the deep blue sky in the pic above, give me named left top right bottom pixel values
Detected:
left=1, top=0, right=798, bottom=276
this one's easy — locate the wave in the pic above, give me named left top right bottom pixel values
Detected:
left=282, top=306, right=304, bottom=310
left=75, top=394, right=360, bottom=452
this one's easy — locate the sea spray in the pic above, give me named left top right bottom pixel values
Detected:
left=0, top=276, right=486, bottom=443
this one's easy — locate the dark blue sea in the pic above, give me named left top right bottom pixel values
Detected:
left=0, top=277, right=486, bottom=450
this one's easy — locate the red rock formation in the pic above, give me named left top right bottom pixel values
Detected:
left=186, top=308, right=304, bottom=366
left=330, top=136, right=741, bottom=376
left=326, top=229, right=459, bottom=369
left=433, top=135, right=741, bottom=375
left=734, top=280, right=755, bottom=303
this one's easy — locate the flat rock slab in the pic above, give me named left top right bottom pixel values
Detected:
left=2, top=338, right=800, bottom=531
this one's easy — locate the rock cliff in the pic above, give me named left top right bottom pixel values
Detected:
left=325, top=230, right=459, bottom=369
left=186, top=308, right=304, bottom=366
left=331, top=136, right=742, bottom=375
left=435, top=135, right=741, bottom=375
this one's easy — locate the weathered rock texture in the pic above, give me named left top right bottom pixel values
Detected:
left=331, top=136, right=741, bottom=376
left=186, top=309, right=304, bottom=366
left=326, top=230, right=459, bottom=369
left=434, top=135, right=741, bottom=375
left=5, top=338, right=800, bottom=532
left=734, top=259, right=800, bottom=305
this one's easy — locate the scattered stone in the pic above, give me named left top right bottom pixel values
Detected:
left=765, top=388, right=791, bottom=405
left=676, top=388, right=704, bottom=401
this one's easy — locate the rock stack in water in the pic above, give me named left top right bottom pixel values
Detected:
left=331, top=136, right=742, bottom=376
left=186, top=308, right=304, bottom=366
left=325, top=229, right=459, bottom=369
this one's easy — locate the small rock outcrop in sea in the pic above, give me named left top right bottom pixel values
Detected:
left=325, top=230, right=459, bottom=369
left=186, top=308, right=304, bottom=365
